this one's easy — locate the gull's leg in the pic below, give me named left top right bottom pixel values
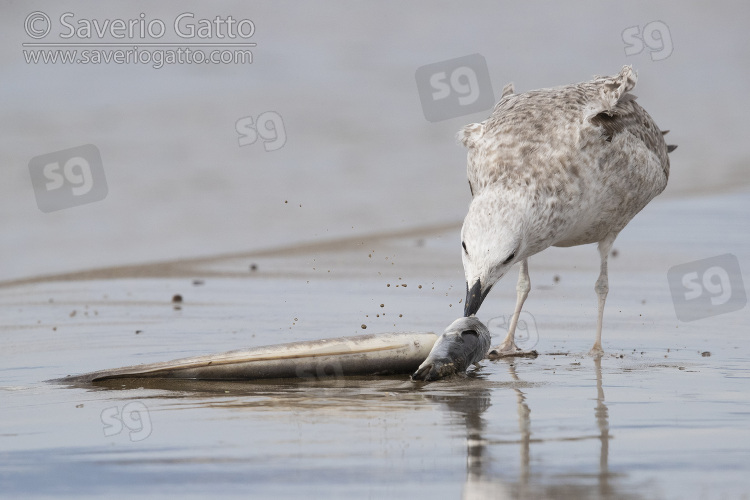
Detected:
left=590, top=235, right=616, bottom=356
left=489, top=259, right=530, bottom=357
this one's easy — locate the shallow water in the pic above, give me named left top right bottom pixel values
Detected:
left=3, top=1, right=750, bottom=282
left=4, top=1, right=750, bottom=498
left=2, top=190, right=750, bottom=499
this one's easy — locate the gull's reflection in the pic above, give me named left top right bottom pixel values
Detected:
left=425, top=357, right=612, bottom=499
left=595, top=356, right=611, bottom=498
left=78, top=356, right=615, bottom=497
left=507, top=360, right=531, bottom=491
left=421, top=377, right=502, bottom=498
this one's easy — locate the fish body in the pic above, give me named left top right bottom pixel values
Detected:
left=54, top=332, right=438, bottom=383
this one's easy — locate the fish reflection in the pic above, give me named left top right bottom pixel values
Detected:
left=71, top=357, right=619, bottom=497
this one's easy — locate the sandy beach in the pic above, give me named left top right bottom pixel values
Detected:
left=2, top=2, right=750, bottom=498
left=3, top=188, right=750, bottom=499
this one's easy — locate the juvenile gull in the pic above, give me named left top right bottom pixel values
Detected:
left=459, top=66, right=676, bottom=356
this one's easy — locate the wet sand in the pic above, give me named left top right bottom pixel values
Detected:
left=4, top=3, right=750, bottom=496
left=2, top=189, right=749, bottom=499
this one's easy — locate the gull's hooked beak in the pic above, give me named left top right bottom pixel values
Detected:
left=464, top=280, right=492, bottom=317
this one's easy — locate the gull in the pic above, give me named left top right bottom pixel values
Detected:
left=459, top=66, right=676, bottom=356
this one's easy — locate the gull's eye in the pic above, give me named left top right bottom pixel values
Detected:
left=462, top=241, right=468, bottom=255
left=502, top=251, right=515, bottom=265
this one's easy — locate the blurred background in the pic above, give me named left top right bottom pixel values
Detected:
left=2, top=1, right=749, bottom=282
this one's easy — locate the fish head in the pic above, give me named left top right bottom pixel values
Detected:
left=412, top=317, right=491, bottom=381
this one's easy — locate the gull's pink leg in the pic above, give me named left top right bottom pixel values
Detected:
left=489, top=259, right=530, bottom=358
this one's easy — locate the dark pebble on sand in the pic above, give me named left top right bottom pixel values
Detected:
left=172, top=294, right=183, bottom=303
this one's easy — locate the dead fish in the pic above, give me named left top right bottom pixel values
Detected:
left=53, top=332, right=439, bottom=384
left=411, top=317, right=491, bottom=381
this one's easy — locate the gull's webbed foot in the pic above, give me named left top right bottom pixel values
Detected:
left=487, top=339, right=538, bottom=360
left=588, top=342, right=604, bottom=357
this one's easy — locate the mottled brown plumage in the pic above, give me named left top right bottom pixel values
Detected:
left=459, top=66, right=675, bottom=356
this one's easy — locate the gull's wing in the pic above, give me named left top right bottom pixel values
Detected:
left=458, top=66, right=675, bottom=197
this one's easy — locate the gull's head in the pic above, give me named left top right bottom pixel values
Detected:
left=461, top=191, right=523, bottom=317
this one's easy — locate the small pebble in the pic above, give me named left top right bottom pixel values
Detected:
left=701, top=351, right=711, bottom=357
left=361, top=324, right=367, bottom=329
left=172, top=294, right=183, bottom=303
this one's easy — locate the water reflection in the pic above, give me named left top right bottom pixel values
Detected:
left=423, top=358, right=617, bottom=499
left=595, top=356, right=612, bottom=498
left=72, top=358, right=625, bottom=498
